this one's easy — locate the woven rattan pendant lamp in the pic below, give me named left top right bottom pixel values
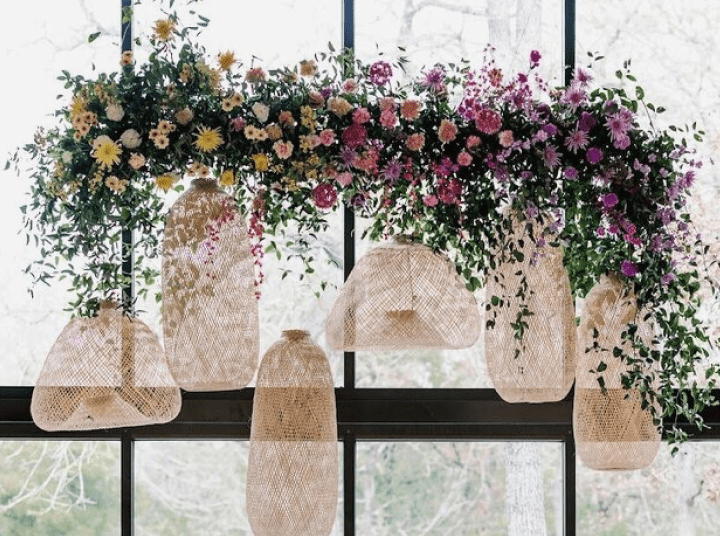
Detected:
left=485, top=213, right=577, bottom=402
left=162, top=178, right=259, bottom=391
left=247, top=330, right=338, bottom=536
left=31, top=301, right=182, bottom=431
left=325, top=237, right=480, bottom=351
left=574, top=274, right=660, bottom=470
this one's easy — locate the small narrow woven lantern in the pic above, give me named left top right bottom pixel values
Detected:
left=325, top=237, right=480, bottom=351
left=31, top=301, right=181, bottom=431
left=574, top=273, right=660, bottom=470
left=247, top=330, right=338, bottom=536
left=162, top=178, right=259, bottom=391
left=485, top=214, right=577, bottom=402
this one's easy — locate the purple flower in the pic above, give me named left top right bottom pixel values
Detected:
left=542, top=123, right=559, bottom=136
left=596, top=227, right=606, bottom=237
left=383, top=159, right=402, bottom=182
left=586, top=147, right=603, bottom=164
left=530, top=50, right=542, bottom=67
left=369, top=61, right=393, bottom=86
left=575, top=68, right=593, bottom=86
left=421, top=66, right=447, bottom=93
left=602, top=192, right=619, bottom=209
left=562, top=83, right=587, bottom=110
left=606, top=111, right=633, bottom=142
left=564, top=166, right=579, bottom=180
left=578, top=111, right=597, bottom=131
left=564, top=129, right=589, bottom=153
left=614, top=136, right=631, bottom=150
left=543, top=145, right=561, bottom=169
left=661, top=273, right=676, bottom=285
left=320, top=86, right=333, bottom=99
left=620, top=260, right=639, bottom=277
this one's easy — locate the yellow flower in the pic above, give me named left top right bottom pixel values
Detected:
left=155, top=173, right=177, bottom=192
left=219, top=170, right=235, bottom=187
left=153, top=19, right=176, bottom=41
left=69, top=95, right=87, bottom=121
left=217, top=51, right=236, bottom=71
left=252, top=153, right=269, bottom=172
left=93, top=140, right=122, bottom=169
left=194, top=126, right=223, bottom=152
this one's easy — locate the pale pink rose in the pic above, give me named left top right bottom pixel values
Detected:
left=498, top=129, right=514, bottom=147
left=379, top=97, right=397, bottom=112
left=353, top=107, right=371, bottom=124
left=400, top=100, right=421, bottom=121
left=466, top=135, right=481, bottom=149
left=342, top=79, right=357, bottom=93
left=273, top=140, right=294, bottom=160
left=437, top=119, right=458, bottom=144
left=380, top=109, right=397, bottom=129
left=457, top=151, right=473, bottom=167
left=328, top=96, right=352, bottom=117
left=319, top=129, right=336, bottom=146
left=406, top=133, right=426, bottom=151
left=423, top=194, right=438, bottom=207
left=335, top=171, right=352, bottom=186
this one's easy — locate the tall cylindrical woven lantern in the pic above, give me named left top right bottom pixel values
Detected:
left=574, top=274, right=660, bottom=470
left=31, top=301, right=182, bottom=431
left=247, top=330, right=338, bottom=536
left=162, top=178, right=259, bottom=391
left=485, top=214, right=577, bottom=402
left=325, top=237, right=480, bottom=351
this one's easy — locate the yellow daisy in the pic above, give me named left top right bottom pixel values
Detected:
left=194, top=126, right=223, bottom=152
left=219, top=170, right=235, bottom=187
left=153, top=18, right=176, bottom=41
left=252, top=153, right=269, bottom=172
left=155, top=173, right=178, bottom=192
left=69, top=95, right=87, bottom=121
left=93, top=140, right=122, bottom=169
left=217, top=51, right=236, bottom=72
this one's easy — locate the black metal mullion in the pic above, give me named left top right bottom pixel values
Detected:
left=563, top=0, right=577, bottom=86
left=564, top=430, right=576, bottom=536
left=121, top=431, right=134, bottom=536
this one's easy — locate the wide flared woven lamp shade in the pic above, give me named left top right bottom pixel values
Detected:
left=325, top=238, right=480, bottom=351
left=162, top=178, right=259, bottom=391
left=31, top=302, right=181, bottom=431
left=485, top=216, right=577, bottom=403
left=247, top=330, right=338, bottom=536
left=574, top=274, right=660, bottom=470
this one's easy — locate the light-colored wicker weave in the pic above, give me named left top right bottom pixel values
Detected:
left=574, top=274, right=660, bottom=470
left=31, top=301, right=182, bottom=431
left=325, top=237, right=480, bottom=351
left=247, top=330, right=338, bottom=536
left=485, top=214, right=577, bottom=403
left=162, top=178, right=259, bottom=391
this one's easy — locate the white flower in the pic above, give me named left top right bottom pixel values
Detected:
left=120, top=129, right=141, bottom=149
left=92, top=135, right=113, bottom=150
left=252, top=102, right=270, bottom=123
left=106, top=104, right=125, bottom=121
left=175, top=108, right=194, bottom=125
left=61, top=151, right=73, bottom=163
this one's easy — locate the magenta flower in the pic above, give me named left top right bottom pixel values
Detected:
left=474, top=108, right=502, bottom=135
left=564, top=129, right=589, bottom=153
left=562, top=84, right=587, bottom=110
left=564, top=166, right=579, bottom=180
left=353, top=107, right=371, bottom=124
left=620, top=260, right=639, bottom=277
left=421, top=66, right=447, bottom=93
left=586, top=147, right=603, bottom=164
left=602, top=192, right=619, bottom=209
left=578, top=112, right=597, bottom=131
left=341, top=123, right=367, bottom=149
left=606, top=112, right=632, bottom=141
left=313, top=183, right=338, bottom=209
left=661, top=273, right=676, bottom=285
left=369, top=61, right=392, bottom=86
left=614, top=136, right=631, bottom=150
left=423, top=194, right=438, bottom=207
left=542, top=145, right=561, bottom=169
left=530, top=50, right=542, bottom=67
left=438, top=178, right=462, bottom=204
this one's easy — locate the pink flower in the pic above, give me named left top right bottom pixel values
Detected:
left=438, top=178, right=462, bottom=204
left=313, top=183, right=338, bottom=209
left=278, top=110, right=295, bottom=127
left=273, top=140, right=293, bottom=160
left=380, top=109, right=398, bottom=129
left=406, top=133, right=426, bottom=151
left=319, top=129, right=336, bottom=146
left=379, top=97, right=397, bottom=112
left=661, top=273, right=676, bottom=285
left=335, top=172, right=353, bottom=187
left=466, top=136, right=481, bottom=149
left=564, top=129, right=589, bottom=153
left=401, top=100, right=421, bottom=121
left=342, top=78, right=357, bottom=93
left=421, top=66, right=446, bottom=93
left=423, top=194, right=438, bottom=207
left=564, top=166, right=579, bottom=180
left=498, top=129, right=514, bottom=148
left=474, top=108, right=502, bottom=135
left=620, top=260, right=639, bottom=277
left=606, top=111, right=633, bottom=141
left=353, top=107, right=371, bottom=124
left=342, top=123, right=367, bottom=149
left=562, top=83, right=587, bottom=110
left=614, top=135, right=631, bottom=150
left=438, top=119, right=458, bottom=144
left=230, top=116, right=246, bottom=131
left=369, top=61, right=392, bottom=86
left=457, top=151, right=473, bottom=167
left=542, top=145, right=561, bottom=169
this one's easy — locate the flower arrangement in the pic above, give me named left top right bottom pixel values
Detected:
left=12, top=16, right=718, bottom=444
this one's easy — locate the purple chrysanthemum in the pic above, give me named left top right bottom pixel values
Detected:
left=620, top=260, right=639, bottom=277
left=421, top=66, right=447, bottom=93
left=578, top=111, right=597, bottom=131
left=586, top=147, right=604, bottom=164
left=602, top=192, right=619, bottom=209
left=564, top=129, right=589, bottom=153
left=542, top=145, right=561, bottom=169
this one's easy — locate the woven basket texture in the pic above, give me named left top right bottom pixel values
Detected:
left=162, top=179, right=259, bottom=391
left=247, top=330, right=338, bottom=536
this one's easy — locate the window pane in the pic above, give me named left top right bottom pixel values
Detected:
left=357, top=441, right=563, bottom=534
left=577, top=0, right=720, bottom=381
left=0, top=440, right=120, bottom=535
left=136, top=441, right=343, bottom=535
left=0, top=2, right=118, bottom=385
left=578, top=442, right=720, bottom=535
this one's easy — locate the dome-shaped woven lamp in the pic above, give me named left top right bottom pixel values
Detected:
left=162, top=178, right=259, bottom=391
left=247, top=330, right=338, bottom=536
left=31, top=301, right=182, bottom=431
left=485, top=214, right=577, bottom=402
left=325, top=237, right=480, bottom=351
left=574, top=274, right=660, bottom=470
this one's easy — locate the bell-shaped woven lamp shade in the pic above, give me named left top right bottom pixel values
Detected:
left=247, top=330, right=338, bottom=536
left=574, top=274, right=660, bottom=470
left=325, top=237, right=480, bottom=351
left=31, top=301, right=182, bottom=431
left=162, top=178, right=259, bottom=391
left=485, top=214, right=577, bottom=402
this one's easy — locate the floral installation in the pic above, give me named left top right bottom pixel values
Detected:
left=11, top=16, right=718, bottom=444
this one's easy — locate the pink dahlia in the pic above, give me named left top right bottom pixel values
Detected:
left=401, top=100, right=421, bottom=121
left=406, top=133, right=426, bottom=151
left=474, top=108, right=502, bottom=135
left=438, top=119, right=458, bottom=144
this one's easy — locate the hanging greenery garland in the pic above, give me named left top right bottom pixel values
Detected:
left=10, top=13, right=718, bottom=445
